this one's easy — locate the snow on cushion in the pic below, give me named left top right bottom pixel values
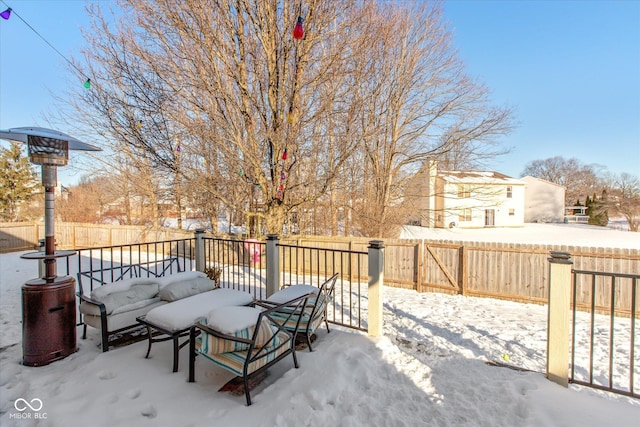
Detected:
left=266, top=284, right=319, bottom=304
left=207, top=306, right=263, bottom=334
left=158, top=277, right=216, bottom=301
left=144, top=288, right=254, bottom=331
left=97, top=283, right=159, bottom=315
left=201, top=306, right=278, bottom=354
left=90, top=278, right=158, bottom=301
left=154, top=271, right=208, bottom=288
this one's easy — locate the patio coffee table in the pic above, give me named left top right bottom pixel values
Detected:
left=137, top=288, right=254, bottom=372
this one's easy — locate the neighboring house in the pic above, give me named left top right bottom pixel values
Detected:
left=407, top=161, right=525, bottom=228
left=521, top=176, right=565, bottom=223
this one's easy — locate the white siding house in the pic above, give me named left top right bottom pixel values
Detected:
left=521, top=176, right=565, bottom=223
left=408, top=161, right=525, bottom=228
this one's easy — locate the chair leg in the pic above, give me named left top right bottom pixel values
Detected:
left=101, top=322, right=109, bottom=352
left=144, top=326, right=153, bottom=359
left=172, top=335, right=180, bottom=373
left=188, top=328, right=196, bottom=383
left=292, top=345, right=300, bottom=369
left=82, top=324, right=87, bottom=340
left=306, top=332, right=314, bottom=352
left=244, top=375, right=252, bottom=406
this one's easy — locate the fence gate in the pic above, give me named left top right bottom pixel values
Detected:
left=418, top=243, right=463, bottom=294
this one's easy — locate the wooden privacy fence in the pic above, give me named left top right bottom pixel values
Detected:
left=281, top=236, right=640, bottom=314
left=0, top=222, right=193, bottom=252
left=2, top=223, right=638, bottom=312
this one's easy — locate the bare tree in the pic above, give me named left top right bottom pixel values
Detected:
left=62, top=0, right=513, bottom=237
left=599, top=172, right=640, bottom=232
left=350, top=3, right=514, bottom=237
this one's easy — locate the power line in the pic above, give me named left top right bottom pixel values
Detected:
left=0, top=0, right=90, bottom=84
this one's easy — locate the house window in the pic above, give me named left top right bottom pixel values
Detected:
left=509, top=208, right=515, bottom=216
left=506, top=186, right=513, bottom=198
left=459, top=208, right=472, bottom=222
left=458, top=184, right=470, bottom=198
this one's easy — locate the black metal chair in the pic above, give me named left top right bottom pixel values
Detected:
left=188, top=293, right=311, bottom=406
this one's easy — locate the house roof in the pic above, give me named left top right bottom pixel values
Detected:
left=521, top=175, right=566, bottom=189
left=438, top=170, right=525, bottom=185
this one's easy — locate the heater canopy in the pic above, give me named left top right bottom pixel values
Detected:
left=0, top=127, right=100, bottom=165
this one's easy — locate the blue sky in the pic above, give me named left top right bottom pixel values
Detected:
left=1, top=0, right=638, bottom=186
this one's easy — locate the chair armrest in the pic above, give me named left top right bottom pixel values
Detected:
left=192, top=322, right=253, bottom=345
left=253, top=300, right=279, bottom=309
left=78, top=293, right=103, bottom=306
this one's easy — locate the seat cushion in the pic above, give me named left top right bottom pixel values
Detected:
left=87, top=283, right=159, bottom=315
left=266, top=284, right=319, bottom=304
left=158, top=277, right=216, bottom=301
left=144, top=288, right=254, bottom=331
left=199, top=306, right=279, bottom=354
left=90, top=278, right=158, bottom=300
left=197, top=331, right=290, bottom=376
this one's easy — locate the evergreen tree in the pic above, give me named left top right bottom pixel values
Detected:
left=0, top=143, right=39, bottom=221
left=587, top=191, right=609, bottom=226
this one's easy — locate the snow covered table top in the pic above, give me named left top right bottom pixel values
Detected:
left=143, top=288, right=254, bottom=332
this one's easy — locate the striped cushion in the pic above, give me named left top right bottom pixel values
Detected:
left=197, top=331, right=290, bottom=376
left=270, top=293, right=327, bottom=334
left=196, top=318, right=278, bottom=355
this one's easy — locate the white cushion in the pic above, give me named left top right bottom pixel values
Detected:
left=100, top=284, right=159, bottom=314
left=90, top=278, right=158, bottom=300
left=267, top=284, right=319, bottom=304
left=145, top=288, right=254, bottom=331
left=158, top=277, right=216, bottom=301
left=207, top=306, right=263, bottom=334
left=154, top=271, right=208, bottom=288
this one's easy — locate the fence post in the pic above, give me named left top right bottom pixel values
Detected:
left=194, top=229, right=205, bottom=272
left=546, top=251, right=573, bottom=388
left=368, top=240, right=385, bottom=337
left=266, top=234, right=280, bottom=297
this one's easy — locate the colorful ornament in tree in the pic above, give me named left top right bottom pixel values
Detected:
left=137, top=120, right=143, bottom=129
left=176, top=145, right=181, bottom=152
left=1, top=8, right=11, bottom=20
left=287, top=107, right=295, bottom=124
left=282, top=148, right=288, bottom=160
left=281, top=172, right=286, bottom=180
left=293, top=16, right=304, bottom=40
left=83, top=78, right=91, bottom=89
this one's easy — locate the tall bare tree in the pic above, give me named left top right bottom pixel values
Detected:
left=64, top=0, right=513, bottom=236
left=599, top=172, right=640, bottom=232
left=350, top=3, right=513, bottom=237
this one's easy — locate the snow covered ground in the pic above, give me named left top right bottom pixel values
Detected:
left=400, top=221, right=640, bottom=249
left=0, top=224, right=639, bottom=426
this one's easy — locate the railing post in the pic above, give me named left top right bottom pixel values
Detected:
left=266, top=234, right=280, bottom=297
left=368, top=240, right=385, bottom=337
left=546, top=251, right=573, bottom=388
left=194, top=229, right=205, bottom=272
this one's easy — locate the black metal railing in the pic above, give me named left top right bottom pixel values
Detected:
left=202, top=237, right=267, bottom=299
left=570, top=269, right=639, bottom=398
left=75, top=239, right=195, bottom=293
left=72, top=236, right=369, bottom=333
left=278, top=243, right=368, bottom=332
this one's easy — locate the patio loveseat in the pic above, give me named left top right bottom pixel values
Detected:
left=78, top=271, right=218, bottom=351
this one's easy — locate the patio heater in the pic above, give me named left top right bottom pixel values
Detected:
left=0, top=127, right=101, bottom=366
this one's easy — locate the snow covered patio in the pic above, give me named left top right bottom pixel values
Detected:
left=1, top=249, right=639, bottom=426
